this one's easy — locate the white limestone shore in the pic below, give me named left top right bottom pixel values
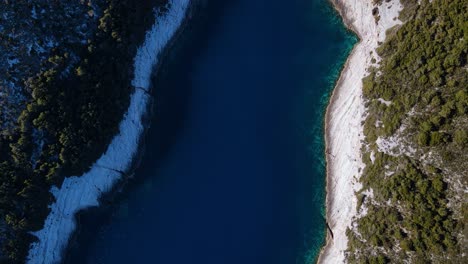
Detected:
left=318, top=0, right=403, bottom=263
left=26, top=1, right=190, bottom=263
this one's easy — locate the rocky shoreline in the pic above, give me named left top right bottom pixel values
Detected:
left=318, top=0, right=403, bottom=263
left=63, top=1, right=202, bottom=262
left=26, top=1, right=194, bottom=263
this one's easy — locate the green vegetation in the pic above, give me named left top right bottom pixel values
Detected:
left=348, top=0, right=467, bottom=263
left=0, top=1, right=166, bottom=262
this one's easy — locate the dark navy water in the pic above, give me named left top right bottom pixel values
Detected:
left=65, top=1, right=355, bottom=263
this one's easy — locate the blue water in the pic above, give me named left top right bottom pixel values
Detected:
left=65, top=0, right=356, bottom=263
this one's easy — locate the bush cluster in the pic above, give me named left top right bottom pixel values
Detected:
left=348, top=0, right=467, bottom=263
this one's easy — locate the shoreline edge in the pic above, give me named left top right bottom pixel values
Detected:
left=26, top=1, right=196, bottom=263
left=318, top=0, right=403, bottom=263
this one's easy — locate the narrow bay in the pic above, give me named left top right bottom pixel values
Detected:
left=65, top=1, right=355, bottom=263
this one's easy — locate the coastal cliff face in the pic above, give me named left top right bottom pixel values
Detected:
left=322, top=0, right=467, bottom=263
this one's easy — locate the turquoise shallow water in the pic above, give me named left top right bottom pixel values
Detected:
left=66, top=1, right=356, bottom=263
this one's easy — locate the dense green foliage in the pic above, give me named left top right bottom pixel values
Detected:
left=0, top=1, right=166, bottom=262
left=347, top=0, right=467, bottom=263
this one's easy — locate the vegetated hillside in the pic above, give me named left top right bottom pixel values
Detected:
left=0, top=0, right=100, bottom=135
left=0, top=0, right=167, bottom=263
left=346, top=0, right=467, bottom=263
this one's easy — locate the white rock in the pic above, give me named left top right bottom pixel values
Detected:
left=318, top=1, right=402, bottom=263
